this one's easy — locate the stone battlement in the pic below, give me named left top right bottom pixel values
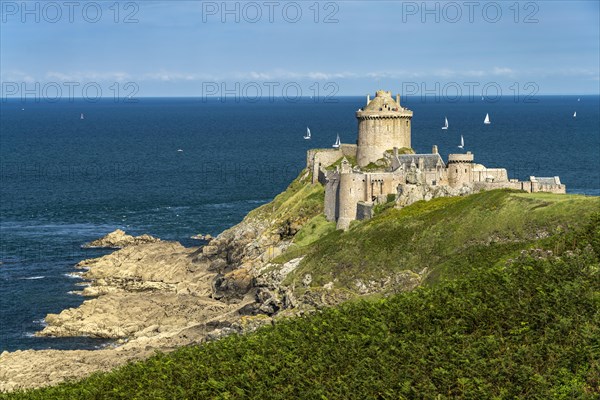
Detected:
left=447, top=153, right=474, bottom=163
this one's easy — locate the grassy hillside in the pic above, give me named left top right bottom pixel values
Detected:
left=282, top=190, right=600, bottom=291
left=3, top=175, right=599, bottom=398
left=4, top=211, right=599, bottom=399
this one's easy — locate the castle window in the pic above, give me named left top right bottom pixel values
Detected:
left=465, top=169, right=467, bottom=173
left=455, top=168, right=458, bottom=173
left=406, top=120, right=409, bottom=126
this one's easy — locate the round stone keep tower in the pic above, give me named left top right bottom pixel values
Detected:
left=356, top=90, right=413, bottom=168
left=447, top=152, right=474, bottom=187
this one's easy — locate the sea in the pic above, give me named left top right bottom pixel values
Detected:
left=1, top=95, right=599, bottom=352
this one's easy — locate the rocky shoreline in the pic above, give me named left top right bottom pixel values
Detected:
left=0, top=216, right=346, bottom=392
left=0, top=165, right=431, bottom=392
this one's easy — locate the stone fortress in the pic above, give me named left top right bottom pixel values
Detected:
left=307, top=90, right=566, bottom=230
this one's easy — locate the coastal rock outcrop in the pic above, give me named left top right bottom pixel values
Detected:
left=396, top=183, right=473, bottom=208
left=82, top=229, right=160, bottom=249
left=0, top=169, right=424, bottom=392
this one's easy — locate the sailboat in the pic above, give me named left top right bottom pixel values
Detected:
left=484, top=113, right=491, bottom=125
left=80, top=113, right=85, bottom=120
left=332, top=134, right=341, bottom=149
left=441, top=117, right=449, bottom=130
left=304, top=127, right=311, bottom=140
left=573, top=111, right=577, bottom=118
left=458, top=135, right=464, bottom=149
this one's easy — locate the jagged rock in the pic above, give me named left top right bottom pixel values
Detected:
left=191, top=234, right=214, bottom=241
left=254, top=258, right=304, bottom=289
left=82, top=229, right=160, bottom=249
left=208, top=258, right=228, bottom=272
left=202, top=245, right=219, bottom=256
left=212, top=268, right=253, bottom=300
left=302, top=274, right=313, bottom=287
left=396, top=183, right=473, bottom=209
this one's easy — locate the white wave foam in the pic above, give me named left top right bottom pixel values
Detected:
left=33, top=318, right=48, bottom=327
left=64, top=272, right=84, bottom=279
left=21, top=276, right=45, bottom=280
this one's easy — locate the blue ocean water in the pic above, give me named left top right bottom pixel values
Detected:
left=1, top=96, right=599, bottom=352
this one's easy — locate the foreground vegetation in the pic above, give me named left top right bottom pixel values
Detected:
left=3, top=204, right=599, bottom=398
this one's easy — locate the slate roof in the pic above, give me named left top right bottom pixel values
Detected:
left=394, top=153, right=446, bottom=171
left=532, top=177, right=561, bottom=185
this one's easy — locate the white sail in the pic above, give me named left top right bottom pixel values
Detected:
left=484, top=113, right=491, bottom=124
left=573, top=111, right=577, bottom=118
left=458, top=135, right=464, bottom=149
left=442, top=117, right=448, bottom=130
left=304, top=127, right=311, bottom=139
left=332, top=134, right=341, bottom=148
left=80, top=113, right=84, bottom=120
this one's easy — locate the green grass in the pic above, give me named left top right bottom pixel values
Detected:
left=4, top=213, right=599, bottom=399
left=285, top=190, right=600, bottom=289
left=244, top=170, right=324, bottom=233
left=292, top=214, right=336, bottom=248
left=325, top=155, right=357, bottom=171
left=271, top=214, right=336, bottom=264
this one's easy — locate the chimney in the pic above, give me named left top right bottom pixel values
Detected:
left=393, top=147, right=398, bottom=157
left=432, top=145, right=438, bottom=154
left=366, top=94, right=370, bottom=104
left=396, top=94, right=400, bottom=105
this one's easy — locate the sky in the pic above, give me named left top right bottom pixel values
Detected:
left=1, top=0, right=599, bottom=98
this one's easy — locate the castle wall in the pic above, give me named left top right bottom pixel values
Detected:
left=356, top=202, right=374, bottom=220
left=423, top=169, right=446, bottom=186
left=307, top=145, right=357, bottom=184
left=533, top=183, right=566, bottom=194
left=473, top=181, right=566, bottom=194
left=356, top=117, right=411, bottom=167
left=473, top=167, right=508, bottom=183
left=324, top=171, right=340, bottom=222
left=363, top=172, right=404, bottom=200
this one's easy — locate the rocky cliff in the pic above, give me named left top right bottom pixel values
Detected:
left=0, top=170, right=336, bottom=391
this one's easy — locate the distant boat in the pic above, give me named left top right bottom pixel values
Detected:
left=458, top=135, right=464, bottom=149
left=578, top=98, right=581, bottom=102
left=481, top=96, right=484, bottom=101
left=80, top=113, right=84, bottom=120
left=573, top=111, right=577, bottom=118
left=484, top=113, right=491, bottom=125
left=332, top=134, right=341, bottom=149
left=442, top=117, right=449, bottom=130
left=304, top=127, right=311, bottom=140
left=177, top=149, right=184, bottom=152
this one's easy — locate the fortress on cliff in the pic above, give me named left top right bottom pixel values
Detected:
left=307, top=90, right=566, bottom=230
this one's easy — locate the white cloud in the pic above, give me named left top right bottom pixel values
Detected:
left=45, top=71, right=132, bottom=82
left=0, top=70, right=36, bottom=83
left=491, top=67, right=515, bottom=77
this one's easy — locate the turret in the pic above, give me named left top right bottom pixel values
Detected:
left=447, top=152, right=474, bottom=187
left=356, top=90, right=413, bottom=168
